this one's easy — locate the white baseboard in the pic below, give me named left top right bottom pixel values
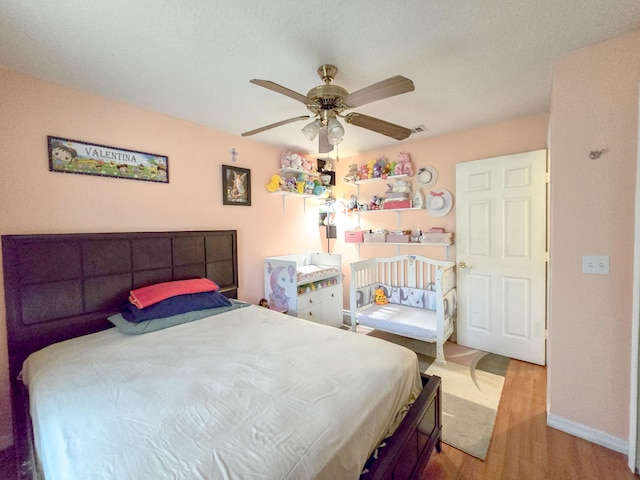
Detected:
left=547, top=413, right=628, bottom=454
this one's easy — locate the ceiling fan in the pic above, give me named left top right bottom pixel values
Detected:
left=241, top=64, right=415, bottom=153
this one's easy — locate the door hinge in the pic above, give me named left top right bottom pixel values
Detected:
left=545, top=172, right=550, bottom=183
left=545, top=252, right=549, bottom=262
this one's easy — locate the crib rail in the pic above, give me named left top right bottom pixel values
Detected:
left=352, top=255, right=454, bottom=289
left=349, top=255, right=456, bottom=364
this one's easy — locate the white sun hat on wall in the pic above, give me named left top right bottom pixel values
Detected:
left=426, top=188, right=453, bottom=217
left=416, top=166, right=438, bottom=188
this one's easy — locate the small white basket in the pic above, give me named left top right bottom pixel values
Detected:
left=421, top=232, right=454, bottom=245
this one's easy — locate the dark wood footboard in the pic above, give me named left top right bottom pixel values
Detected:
left=361, top=374, right=442, bottom=480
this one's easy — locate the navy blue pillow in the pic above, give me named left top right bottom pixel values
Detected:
left=121, top=290, right=232, bottom=323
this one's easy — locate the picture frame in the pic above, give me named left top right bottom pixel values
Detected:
left=48, top=136, right=169, bottom=183
left=222, top=165, right=251, bottom=206
left=317, top=158, right=336, bottom=186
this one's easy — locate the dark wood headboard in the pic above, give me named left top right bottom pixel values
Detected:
left=2, top=230, right=238, bottom=478
left=2, top=230, right=238, bottom=390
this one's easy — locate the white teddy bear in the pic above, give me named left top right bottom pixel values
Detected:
left=389, top=180, right=412, bottom=194
left=342, top=163, right=359, bottom=183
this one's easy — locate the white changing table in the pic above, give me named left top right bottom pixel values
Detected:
left=264, top=253, right=343, bottom=328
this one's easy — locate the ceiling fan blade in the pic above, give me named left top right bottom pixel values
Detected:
left=344, top=113, right=412, bottom=140
left=343, top=76, right=415, bottom=108
left=241, top=115, right=310, bottom=137
left=250, top=79, right=312, bottom=105
left=318, top=127, right=334, bottom=153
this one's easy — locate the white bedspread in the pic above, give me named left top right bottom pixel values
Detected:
left=22, top=305, right=422, bottom=480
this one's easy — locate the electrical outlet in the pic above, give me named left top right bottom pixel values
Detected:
left=582, top=255, right=610, bottom=275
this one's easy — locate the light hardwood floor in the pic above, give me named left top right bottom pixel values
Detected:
left=420, top=359, right=638, bottom=479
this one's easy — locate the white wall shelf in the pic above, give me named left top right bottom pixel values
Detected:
left=270, top=168, right=327, bottom=212
left=346, top=176, right=453, bottom=260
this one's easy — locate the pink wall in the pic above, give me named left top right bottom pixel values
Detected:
left=548, top=29, right=640, bottom=443
left=331, top=114, right=550, bottom=303
left=0, top=67, right=550, bottom=448
left=5, top=29, right=634, bottom=454
left=0, top=68, right=326, bottom=447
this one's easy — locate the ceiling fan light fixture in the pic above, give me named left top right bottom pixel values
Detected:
left=244, top=65, right=415, bottom=146
left=327, top=117, right=344, bottom=141
left=301, top=119, right=322, bottom=141
left=328, top=135, right=343, bottom=146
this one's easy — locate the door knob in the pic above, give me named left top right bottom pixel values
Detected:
left=458, top=261, right=472, bottom=269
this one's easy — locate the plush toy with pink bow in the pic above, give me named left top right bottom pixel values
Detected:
left=394, top=152, right=413, bottom=176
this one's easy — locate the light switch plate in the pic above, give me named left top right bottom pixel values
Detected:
left=582, top=255, right=610, bottom=275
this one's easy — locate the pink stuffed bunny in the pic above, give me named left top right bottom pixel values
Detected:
left=395, top=152, right=413, bottom=176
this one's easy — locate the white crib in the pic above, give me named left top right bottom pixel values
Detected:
left=350, top=254, right=456, bottom=364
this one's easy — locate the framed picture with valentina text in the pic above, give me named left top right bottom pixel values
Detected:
left=222, top=165, right=251, bottom=206
left=48, top=136, right=169, bottom=183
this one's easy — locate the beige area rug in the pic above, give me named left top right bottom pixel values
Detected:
left=365, top=330, right=509, bottom=461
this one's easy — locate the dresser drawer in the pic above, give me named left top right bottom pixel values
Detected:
left=297, top=303, right=323, bottom=323
left=322, top=286, right=341, bottom=307
left=298, top=289, right=322, bottom=307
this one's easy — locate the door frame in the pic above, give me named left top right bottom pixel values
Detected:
left=628, top=84, right=640, bottom=472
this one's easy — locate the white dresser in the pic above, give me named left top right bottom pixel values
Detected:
left=264, top=253, right=343, bottom=328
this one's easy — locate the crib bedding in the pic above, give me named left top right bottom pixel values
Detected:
left=22, top=304, right=422, bottom=480
left=356, top=303, right=438, bottom=342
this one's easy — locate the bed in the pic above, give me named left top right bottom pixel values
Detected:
left=350, top=255, right=456, bottom=365
left=2, top=231, right=442, bottom=480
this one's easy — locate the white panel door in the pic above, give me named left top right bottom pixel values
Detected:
left=455, top=150, right=547, bottom=365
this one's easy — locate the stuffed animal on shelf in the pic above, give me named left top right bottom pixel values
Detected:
left=375, top=288, right=388, bottom=305
left=291, top=156, right=303, bottom=170
left=342, top=163, right=359, bottom=183
left=281, top=151, right=307, bottom=170
left=367, top=159, right=376, bottom=178
left=280, top=152, right=292, bottom=168
left=389, top=180, right=412, bottom=194
left=375, top=156, right=388, bottom=178
left=358, top=163, right=369, bottom=180
left=369, top=195, right=384, bottom=210
left=313, top=181, right=327, bottom=196
left=347, top=194, right=359, bottom=211
left=265, top=174, right=284, bottom=192
left=395, top=152, right=413, bottom=176
left=301, top=156, right=314, bottom=173
left=304, top=179, right=315, bottom=194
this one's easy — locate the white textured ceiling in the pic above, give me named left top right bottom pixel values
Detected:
left=2, top=1, right=640, bottom=158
